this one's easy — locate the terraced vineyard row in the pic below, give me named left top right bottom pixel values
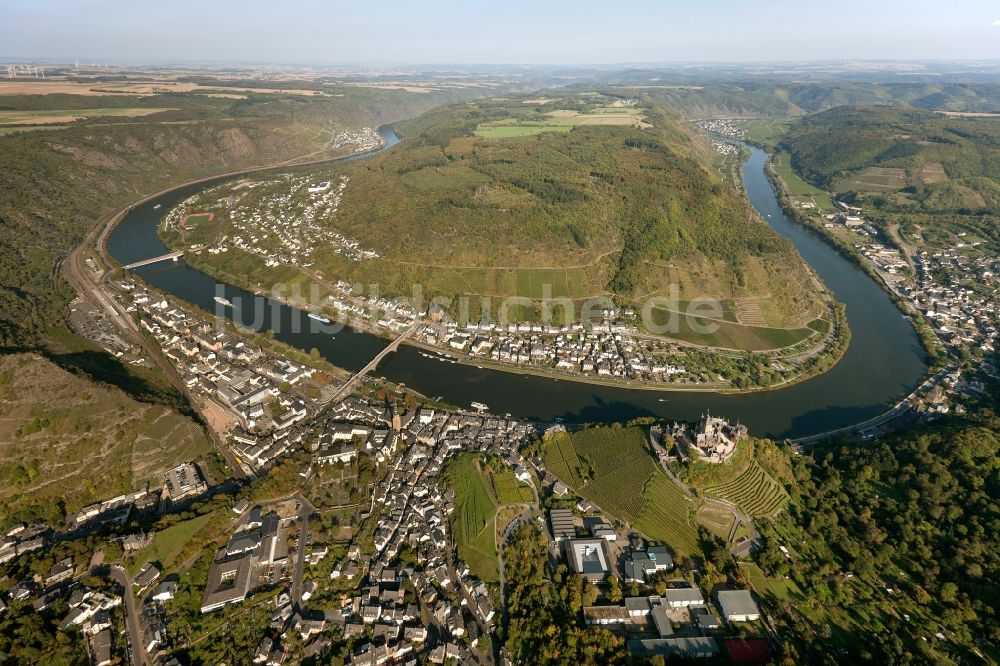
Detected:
left=579, top=464, right=655, bottom=523
left=634, top=473, right=699, bottom=555
left=704, top=459, right=788, bottom=516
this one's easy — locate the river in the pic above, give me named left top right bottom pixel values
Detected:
left=106, top=126, right=927, bottom=439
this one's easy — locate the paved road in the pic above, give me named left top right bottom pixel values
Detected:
left=98, top=564, right=147, bottom=666
left=792, top=367, right=949, bottom=447
left=290, top=492, right=315, bottom=610
left=63, top=242, right=249, bottom=480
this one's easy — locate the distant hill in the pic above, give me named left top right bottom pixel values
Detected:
left=781, top=105, right=1000, bottom=193
left=310, top=95, right=824, bottom=330
left=781, top=104, right=1000, bottom=253
left=612, top=81, right=1000, bottom=119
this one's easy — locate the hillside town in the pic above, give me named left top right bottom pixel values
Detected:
left=4, top=260, right=781, bottom=664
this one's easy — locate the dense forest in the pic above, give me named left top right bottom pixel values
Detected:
left=755, top=394, right=1000, bottom=664
left=502, top=522, right=630, bottom=664
left=614, top=80, right=1000, bottom=119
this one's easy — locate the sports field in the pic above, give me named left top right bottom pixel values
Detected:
left=182, top=212, right=215, bottom=229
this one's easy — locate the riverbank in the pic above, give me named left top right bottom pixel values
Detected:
left=178, top=242, right=855, bottom=396
left=102, top=131, right=926, bottom=438
left=760, top=150, right=946, bottom=372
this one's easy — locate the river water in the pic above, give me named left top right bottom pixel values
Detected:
left=106, top=126, right=927, bottom=438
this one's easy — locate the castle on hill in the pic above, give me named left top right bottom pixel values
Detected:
left=673, top=413, right=746, bottom=464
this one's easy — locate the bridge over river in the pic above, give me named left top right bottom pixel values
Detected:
left=104, top=127, right=928, bottom=439
left=121, top=251, right=183, bottom=270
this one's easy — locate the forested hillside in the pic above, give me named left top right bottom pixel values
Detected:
left=304, top=95, right=822, bottom=327
left=615, top=80, right=1000, bottom=119
left=758, top=404, right=1000, bottom=664
left=0, top=87, right=484, bottom=351
left=782, top=106, right=1000, bottom=186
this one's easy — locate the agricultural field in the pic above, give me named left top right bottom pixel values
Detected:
left=541, top=432, right=586, bottom=488
left=740, top=117, right=792, bottom=148
left=544, top=426, right=699, bottom=552
left=634, top=474, right=700, bottom=555
left=487, top=465, right=534, bottom=504
left=0, top=107, right=174, bottom=125
left=836, top=166, right=907, bottom=192
left=772, top=151, right=837, bottom=211
left=545, top=426, right=662, bottom=520
left=704, top=459, right=788, bottom=517
left=646, top=306, right=817, bottom=350
left=475, top=107, right=648, bottom=139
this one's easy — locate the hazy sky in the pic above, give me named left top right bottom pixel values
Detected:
left=3, top=0, right=1000, bottom=64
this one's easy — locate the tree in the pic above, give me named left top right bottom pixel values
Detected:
left=607, top=575, right=623, bottom=603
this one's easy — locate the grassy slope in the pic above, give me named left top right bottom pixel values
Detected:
left=0, top=353, right=214, bottom=527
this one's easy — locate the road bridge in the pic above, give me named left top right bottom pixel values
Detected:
left=121, top=251, right=183, bottom=270
left=328, top=323, right=420, bottom=403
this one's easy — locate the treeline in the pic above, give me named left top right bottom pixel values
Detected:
left=637, top=80, right=1000, bottom=119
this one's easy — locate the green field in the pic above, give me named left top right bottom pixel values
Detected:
left=635, top=474, right=700, bottom=555
left=742, top=562, right=804, bottom=602
left=648, top=307, right=816, bottom=350
left=488, top=466, right=534, bottom=504
left=773, top=150, right=835, bottom=210
left=0, top=107, right=174, bottom=125
left=704, top=459, right=788, bottom=517
left=184, top=213, right=214, bottom=227
left=740, top=117, right=792, bottom=148
left=545, top=427, right=661, bottom=521
left=475, top=108, right=646, bottom=139
left=127, top=511, right=217, bottom=575
left=443, top=454, right=534, bottom=581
